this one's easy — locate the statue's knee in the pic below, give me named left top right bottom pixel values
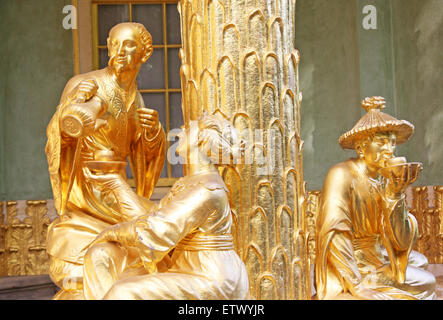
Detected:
left=84, top=242, right=125, bottom=269
left=49, top=256, right=83, bottom=291
left=424, top=270, right=437, bottom=288
left=49, top=256, right=65, bottom=287
left=409, top=251, right=429, bottom=269
left=103, top=283, right=131, bottom=300
left=406, top=266, right=436, bottom=290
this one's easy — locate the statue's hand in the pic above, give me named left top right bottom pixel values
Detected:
left=137, top=107, right=160, bottom=140
left=384, top=162, right=421, bottom=199
left=89, top=230, right=111, bottom=248
left=88, top=222, right=136, bottom=249
left=73, top=79, right=98, bottom=103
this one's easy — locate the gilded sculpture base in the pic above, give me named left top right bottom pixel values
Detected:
left=0, top=201, right=55, bottom=276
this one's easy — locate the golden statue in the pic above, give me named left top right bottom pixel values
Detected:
left=80, top=114, right=249, bottom=300
left=45, top=22, right=166, bottom=299
left=315, top=96, right=436, bottom=300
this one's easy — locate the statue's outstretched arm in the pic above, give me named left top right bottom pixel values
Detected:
left=90, top=185, right=213, bottom=273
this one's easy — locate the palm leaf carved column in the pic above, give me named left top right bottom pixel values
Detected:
left=178, top=0, right=309, bottom=299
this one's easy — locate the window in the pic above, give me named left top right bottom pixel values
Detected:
left=92, top=0, right=183, bottom=186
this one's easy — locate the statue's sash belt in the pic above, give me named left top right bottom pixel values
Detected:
left=176, top=234, right=235, bottom=251
left=352, top=235, right=379, bottom=251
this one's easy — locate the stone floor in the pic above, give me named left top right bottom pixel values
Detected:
left=0, top=265, right=442, bottom=300
left=0, top=275, right=58, bottom=300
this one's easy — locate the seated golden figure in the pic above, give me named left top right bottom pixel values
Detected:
left=315, top=96, right=436, bottom=300
left=81, top=114, right=249, bottom=300
left=45, top=23, right=166, bottom=299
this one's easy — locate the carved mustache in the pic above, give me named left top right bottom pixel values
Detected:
left=374, top=152, right=393, bottom=163
left=108, top=55, right=133, bottom=68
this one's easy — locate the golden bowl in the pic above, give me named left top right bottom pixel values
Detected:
left=84, top=150, right=126, bottom=173
left=84, top=160, right=127, bottom=173
left=379, top=162, right=423, bottom=179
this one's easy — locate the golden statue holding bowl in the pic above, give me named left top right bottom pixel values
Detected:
left=315, top=96, right=436, bottom=300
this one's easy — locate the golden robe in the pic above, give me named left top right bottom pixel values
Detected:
left=315, top=158, right=436, bottom=300
left=45, top=67, right=166, bottom=298
left=83, top=171, right=249, bottom=300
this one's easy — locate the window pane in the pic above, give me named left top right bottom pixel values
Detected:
left=98, top=5, right=129, bottom=45
left=169, top=92, right=184, bottom=178
left=132, top=4, right=163, bottom=45
left=167, top=4, right=181, bottom=45
left=159, top=157, right=168, bottom=178
left=140, top=93, right=168, bottom=178
left=170, top=131, right=183, bottom=178
left=137, top=48, right=165, bottom=89
left=169, top=92, right=183, bottom=130
left=98, top=48, right=108, bottom=69
left=168, top=48, right=181, bottom=89
left=171, top=154, right=184, bottom=177
left=125, top=163, right=133, bottom=179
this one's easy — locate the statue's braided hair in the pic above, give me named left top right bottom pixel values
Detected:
left=133, top=23, right=153, bottom=54
left=197, top=113, right=245, bottom=165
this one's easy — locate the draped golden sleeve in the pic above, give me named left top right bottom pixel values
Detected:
left=315, top=97, right=436, bottom=300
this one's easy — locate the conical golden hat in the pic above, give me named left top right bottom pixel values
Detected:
left=338, top=96, right=414, bottom=149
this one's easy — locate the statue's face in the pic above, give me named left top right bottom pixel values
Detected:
left=176, top=126, right=187, bottom=158
left=176, top=125, right=198, bottom=160
left=107, top=25, right=144, bottom=74
left=358, top=131, right=396, bottom=170
left=175, top=124, right=214, bottom=164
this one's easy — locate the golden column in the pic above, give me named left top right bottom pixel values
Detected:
left=178, top=0, right=309, bottom=299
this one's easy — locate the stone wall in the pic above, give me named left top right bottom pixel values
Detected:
left=297, top=0, right=443, bottom=190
